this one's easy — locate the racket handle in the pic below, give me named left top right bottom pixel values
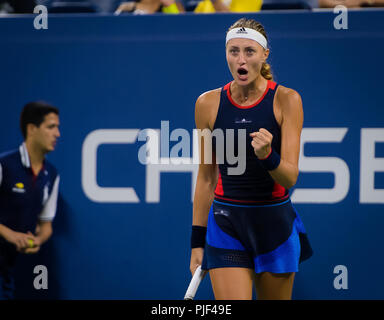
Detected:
left=184, top=265, right=207, bottom=300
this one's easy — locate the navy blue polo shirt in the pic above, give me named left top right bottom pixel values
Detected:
left=0, top=143, right=60, bottom=235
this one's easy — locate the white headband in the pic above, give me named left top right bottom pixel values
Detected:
left=226, top=27, right=268, bottom=50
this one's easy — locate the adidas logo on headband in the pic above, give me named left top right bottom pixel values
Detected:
left=236, top=27, right=248, bottom=34
left=226, top=27, right=268, bottom=49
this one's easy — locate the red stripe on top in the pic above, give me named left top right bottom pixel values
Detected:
left=225, top=80, right=276, bottom=109
left=215, top=172, right=224, bottom=196
left=272, top=182, right=286, bottom=199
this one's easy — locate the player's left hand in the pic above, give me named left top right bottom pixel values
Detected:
left=250, top=128, right=273, bottom=159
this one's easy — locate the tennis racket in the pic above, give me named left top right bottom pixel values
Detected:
left=184, top=265, right=208, bottom=300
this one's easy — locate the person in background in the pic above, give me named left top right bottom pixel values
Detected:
left=0, top=0, right=36, bottom=13
left=193, top=0, right=262, bottom=13
left=115, top=0, right=184, bottom=14
left=0, top=101, right=61, bottom=299
left=318, top=0, right=384, bottom=7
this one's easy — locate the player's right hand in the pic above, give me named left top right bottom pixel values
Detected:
left=190, top=247, right=204, bottom=276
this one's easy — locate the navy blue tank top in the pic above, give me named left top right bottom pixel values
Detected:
left=213, top=80, right=289, bottom=204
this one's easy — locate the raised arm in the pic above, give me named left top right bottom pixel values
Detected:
left=250, top=87, right=303, bottom=189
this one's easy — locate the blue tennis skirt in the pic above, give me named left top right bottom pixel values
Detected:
left=201, top=198, right=313, bottom=273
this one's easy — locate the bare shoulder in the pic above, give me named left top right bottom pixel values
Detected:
left=195, top=88, right=221, bottom=110
left=195, top=88, right=221, bottom=129
left=276, top=85, right=302, bottom=105
left=273, top=85, right=303, bottom=126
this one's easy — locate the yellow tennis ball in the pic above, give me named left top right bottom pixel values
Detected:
left=28, top=239, right=34, bottom=248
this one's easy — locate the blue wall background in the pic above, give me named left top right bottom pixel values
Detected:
left=0, top=10, right=383, bottom=299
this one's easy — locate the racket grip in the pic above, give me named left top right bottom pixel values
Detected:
left=184, top=265, right=207, bottom=300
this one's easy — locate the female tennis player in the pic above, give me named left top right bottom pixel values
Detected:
left=190, top=18, right=313, bottom=300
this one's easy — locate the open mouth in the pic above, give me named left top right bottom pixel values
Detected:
left=237, top=68, right=248, bottom=76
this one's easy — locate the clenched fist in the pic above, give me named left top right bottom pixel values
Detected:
left=250, top=128, right=273, bottom=159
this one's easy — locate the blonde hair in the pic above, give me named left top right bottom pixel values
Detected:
left=227, top=18, right=273, bottom=81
